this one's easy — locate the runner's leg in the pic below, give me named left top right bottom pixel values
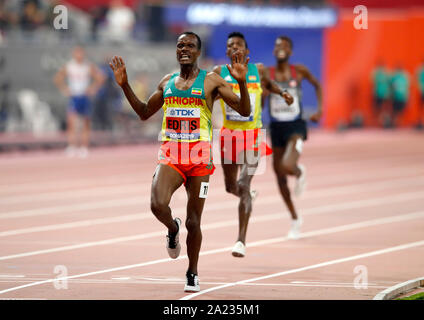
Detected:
left=272, top=146, right=298, bottom=220
left=150, top=164, right=185, bottom=233
left=236, top=149, right=259, bottom=245
left=184, top=174, right=210, bottom=275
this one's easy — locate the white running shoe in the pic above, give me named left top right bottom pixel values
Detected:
left=78, top=147, right=89, bottom=159
left=250, top=190, right=258, bottom=202
left=294, top=164, right=307, bottom=197
left=166, top=218, right=181, bottom=259
left=65, top=145, right=76, bottom=158
left=232, top=241, right=246, bottom=257
left=287, top=216, right=303, bottom=240
left=184, top=272, right=200, bottom=292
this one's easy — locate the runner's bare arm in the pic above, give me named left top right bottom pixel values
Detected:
left=296, top=64, right=323, bottom=122
left=53, top=66, right=70, bottom=97
left=257, top=63, right=293, bottom=105
left=109, top=56, right=166, bottom=120
left=217, top=52, right=251, bottom=116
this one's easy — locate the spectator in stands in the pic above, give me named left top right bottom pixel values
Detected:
left=89, top=5, right=108, bottom=42
left=105, top=0, right=135, bottom=44
left=0, top=0, right=11, bottom=39
left=416, top=59, right=424, bottom=129
left=390, top=64, right=410, bottom=128
left=92, top=55, right=123, bottom=131
left=0, top=55, right=10, bottom=132
left=371, top=60, right=391, bottom=128
left=19, top=0, right=44, bottom=33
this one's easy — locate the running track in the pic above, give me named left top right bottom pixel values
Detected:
left=0, top=129, right=423, bottom=300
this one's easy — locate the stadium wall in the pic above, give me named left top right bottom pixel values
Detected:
left=323, top=8, right=424, bottom=128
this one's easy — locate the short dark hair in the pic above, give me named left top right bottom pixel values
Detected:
left=277, top=35, right=293, bottom=49
left=228, top=31, right=248, bottom=49
left=180, top=31, right=202, bottom=50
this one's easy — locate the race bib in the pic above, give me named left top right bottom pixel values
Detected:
left=270, top=88, right=300, bottom=121
left=165, top=107, right=200, bottom=141
left=225, top=93, right=256, bottom=122
left=199, top=182, right=209, bottom=198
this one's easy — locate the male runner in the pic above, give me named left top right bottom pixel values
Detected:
left=213, top=32, right=293, bottom=257
left=267, top=35, right=322, bottom=239
left=54, top=46, right=105, bottom=158
left=109, top=32, right=251, bottom=292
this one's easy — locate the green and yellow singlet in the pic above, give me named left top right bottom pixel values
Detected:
left=161, top=69, right=212, bottom=143
left=219, top=63, right=263, bottom=130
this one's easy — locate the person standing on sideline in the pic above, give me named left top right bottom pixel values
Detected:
left=54, top=46, right=105, bottom=158
left=371, top=60, right=391, bottom=127
left=267, top=35, right=322, bottom=239
left=212, top=32, right=293, bottom=258
left=109, top=31, right=251, bottom=292
left=390, top=64, right=410, bottom=128
left=416, top=61, right=424, bottom=129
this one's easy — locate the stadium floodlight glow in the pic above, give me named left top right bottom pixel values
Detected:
left=186, top=4, right=337, bottom=28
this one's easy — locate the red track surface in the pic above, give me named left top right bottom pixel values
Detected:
left=0, top=129, right=423, bottom=300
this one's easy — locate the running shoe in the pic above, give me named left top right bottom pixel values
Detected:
left=250, top=190, right=258, bottom=202
left=184, top=271, right=200, bottom=292
left=287, top=216, right=303, bottom=240
left=294, top=164, right=307, bottom=197
left=232, top=241, right=246, bottom=257
left=78, top=147, right=89, bottom=159
left=166, top=218, right=181, bottom=259
left=65, top=145, right=76, bottom=157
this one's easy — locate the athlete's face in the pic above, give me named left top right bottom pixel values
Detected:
left=73, top=47, right=85, bottom=63
left=273, top=38, right=292, bottom=62
left=176, top=34, right=201, bottom=65
left=226, top=37, right=249, bottom=60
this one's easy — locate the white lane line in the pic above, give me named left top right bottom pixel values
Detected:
left=1, top=162, right=422, bottom=211
left=0, top=275, right=25, bottom=278
left=1, top=174, right=424, bottom=234
left=1, top=190, right=424, bottom=261
left=0, top=183, right=146, bottom=206
left=0, top=172, right=142, bottom=193
left=0, top=196, right=149, bottom=219
left=0, top=210, right=423, bottom=296
left=181, top=239, right=424, bottom=300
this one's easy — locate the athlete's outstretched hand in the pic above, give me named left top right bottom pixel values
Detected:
left=309, top=110, right=322, bottom=123
left=281, top=90, right=294, bottom=106
left=227, top=51, right=250, bottom=83
left=109, top=56, right=128, bottom=87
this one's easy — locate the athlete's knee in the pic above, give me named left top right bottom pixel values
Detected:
left=150, top=197, right=168, bottom=216
left=185, top=215, right=201, bottom=233
left=237, top=180, right=250, bottom=198
left=281, top=160, right=296, bottom=175
left=225, top=179, right=238, bottom=195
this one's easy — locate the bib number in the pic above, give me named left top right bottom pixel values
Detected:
left=270, top=88, right=300, bottom=121
left=225, top=93, right=256, bottom=122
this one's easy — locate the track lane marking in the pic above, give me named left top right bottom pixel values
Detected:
left=0, top=210, right=423, bottom=295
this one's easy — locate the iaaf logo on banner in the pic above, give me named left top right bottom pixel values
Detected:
left=167, top=108, right=200, bottom=118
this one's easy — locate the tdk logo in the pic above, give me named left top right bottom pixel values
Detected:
left=175, top=109, right=195, bottom=116
left=167, top=108, right=200, bottom=118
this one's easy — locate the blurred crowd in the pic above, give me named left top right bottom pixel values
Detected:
left=0, top=0, right=162, bottom=44
left=372, top=61, right=424, bottom=129
left=0, top=0, right=326, bottom=44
